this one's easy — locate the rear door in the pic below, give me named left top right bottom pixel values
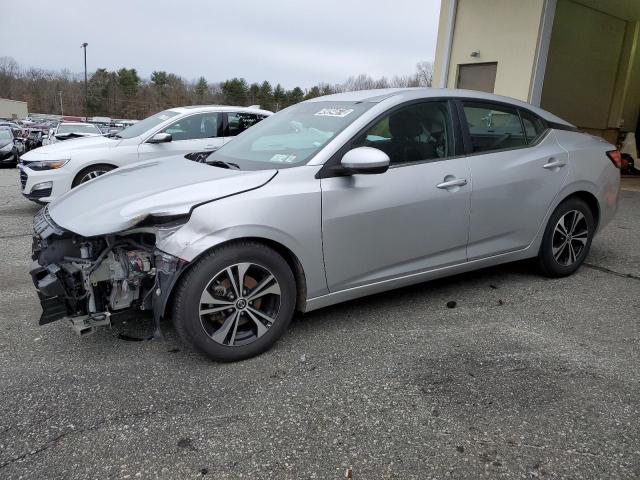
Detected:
left=137, top=112, right=224, bottom=161
left=459, top=100, right=569, bottom=259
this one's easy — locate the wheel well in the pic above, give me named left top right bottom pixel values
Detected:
left=562, top=191, right=600, bottom=229
left=164, top=237, right=308, bottom=319
left=72, top=163, right=117, bottom=185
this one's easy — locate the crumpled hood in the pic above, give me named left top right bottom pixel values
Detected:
left=21, top=135, right=118, bottom=160
left=48, top=158, right=277, bottom=237
left=54, top=132, right=102, bottom=141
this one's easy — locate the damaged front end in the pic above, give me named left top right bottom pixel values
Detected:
left=30, top=207, right=187, bottom=337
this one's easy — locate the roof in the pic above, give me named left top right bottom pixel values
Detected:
left=304, top=88, right=573, bottom=126
left=168, top=105, right=273, bottom=116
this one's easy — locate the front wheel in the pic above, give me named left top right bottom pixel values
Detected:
left=72, top=164, right=115, bottom=187
left=173, top=242, right=297, bottom=362
left=537, top=197, right=595, bottom=277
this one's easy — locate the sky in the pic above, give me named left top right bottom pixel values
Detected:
left=1, top=0, right=441, bottom=89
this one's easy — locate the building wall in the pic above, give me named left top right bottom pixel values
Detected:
left=434, top=0, right=545, bottom=101
left=620, top=21, right=640, bottom=132
left=541, top=0, right=627, bottom=130
left=0, top=98, right=28, bottom=119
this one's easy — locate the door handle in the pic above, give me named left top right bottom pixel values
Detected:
left=543, top=158, right=566, bottom=169
left=436, top=178, right=468, bottom=189
left=204, top=145, right=219, bottom=151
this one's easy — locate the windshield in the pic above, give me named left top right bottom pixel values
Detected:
left=57, top=123, right=100, bottom=134
left=0, top=130, right=12, bottom=141
left=211, top=101, right=374, bottom=169
left=116, top=110, right=179, bottom=139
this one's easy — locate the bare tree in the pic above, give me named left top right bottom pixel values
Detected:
left=415, top=60, right=434, bottom=87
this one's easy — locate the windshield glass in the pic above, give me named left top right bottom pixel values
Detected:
left=57, top=124, right=100, bottom=134
left=116, top=110, right=179, bottom=139
left=211, top=101, right=374, bottom=169
left=0, top=130, right=12, bottom=141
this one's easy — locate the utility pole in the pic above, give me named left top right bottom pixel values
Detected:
left=58, top=91, right=63, bottom=116
left=81, top=42, right=88, bottom=120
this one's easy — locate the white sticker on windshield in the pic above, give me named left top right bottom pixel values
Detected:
left=314, top=108, right=354, bottom=118
left=270, top=154, right=297, bottom=163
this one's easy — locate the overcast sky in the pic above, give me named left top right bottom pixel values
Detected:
left=1, top=0, right=441, bottom=89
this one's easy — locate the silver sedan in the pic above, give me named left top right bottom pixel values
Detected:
left=30, top=88, right=620, bottom=361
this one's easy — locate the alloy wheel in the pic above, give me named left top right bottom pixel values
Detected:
left=199, top=263, right=281, bottom=346
left=551, top=210, right=589, bottom=266
left=79, top=170, right=108, bottom=184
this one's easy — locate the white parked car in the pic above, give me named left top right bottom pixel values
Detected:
left=43, top=122, right=103, bottom=145
left=19, top=106, right=272, bottom=203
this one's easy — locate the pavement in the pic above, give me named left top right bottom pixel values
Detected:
left=0, top=166, right=639, bottom=479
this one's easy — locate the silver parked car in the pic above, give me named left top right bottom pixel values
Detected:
left=30, top=88, right=620, bottom=362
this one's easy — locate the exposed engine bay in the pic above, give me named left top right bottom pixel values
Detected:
left=30, top=207, right=185, bottom=336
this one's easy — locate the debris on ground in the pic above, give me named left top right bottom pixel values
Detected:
left=446, top=301, right=457, bottom=309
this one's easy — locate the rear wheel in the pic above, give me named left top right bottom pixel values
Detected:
left=173, top=242, right=296, bottom=362
left=537, top=197, right=595, bottom=277
left=72, top=164, right=115, bottom=187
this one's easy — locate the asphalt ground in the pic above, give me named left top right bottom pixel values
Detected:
left=0, top=167, right=639, bottom=479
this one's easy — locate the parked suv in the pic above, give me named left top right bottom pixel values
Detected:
left=19, top=105, right=272, bottom=203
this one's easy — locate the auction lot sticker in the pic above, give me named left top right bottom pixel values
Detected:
left=269, top=154, right=297, bottom=163
left=314, top=108, right=354, bottom=117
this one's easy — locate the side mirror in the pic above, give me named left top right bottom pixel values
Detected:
left=340, top=146, right=390, bottom=175
left=148, top=132, right=172, bottom=144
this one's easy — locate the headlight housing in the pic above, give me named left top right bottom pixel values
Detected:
left=27, top=159, right=70, bottom=171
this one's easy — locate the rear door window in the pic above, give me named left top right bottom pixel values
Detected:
left=224, top=112, right=267, bottom=137
left=462, top=102, right=527, bottom=153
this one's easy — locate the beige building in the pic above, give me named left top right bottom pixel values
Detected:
left=434, top=0, right=640, bottom=144
left=0, top=98, right=28, bottom=120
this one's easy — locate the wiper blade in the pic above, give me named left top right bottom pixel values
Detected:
left=207, top=160, right=240, bottom=170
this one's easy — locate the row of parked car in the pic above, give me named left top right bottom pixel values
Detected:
left=0, top=118, right=120, bottom=167
left=17, top=105, right=272, bottom=202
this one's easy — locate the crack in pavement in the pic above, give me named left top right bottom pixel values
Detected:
left=0, top=233, right=31, bottom=239
left=584, top=263, right=640, bottom=281
left=0, top=409, right=163, bottom=469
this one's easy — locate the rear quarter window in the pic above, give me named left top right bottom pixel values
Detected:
left=520, top=110, right=547, bottom=144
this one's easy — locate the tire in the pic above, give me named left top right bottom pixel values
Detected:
left=71, top=164, right=115, bottom=187
left=173, top=241, right=296, bottom=362
left=537, top=197, right=595, bottom=277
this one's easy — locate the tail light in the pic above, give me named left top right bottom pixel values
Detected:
left=606, top=150, right=622, bottom=169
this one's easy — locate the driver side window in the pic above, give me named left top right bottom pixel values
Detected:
left=462, top=102, right=526, bottom=153
left=160, top=113, right=219, bottom=141
left=352, top=101, right=453, bottom=165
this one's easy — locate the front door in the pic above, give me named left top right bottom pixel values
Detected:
left=137, top=112, right=224, bottom=161
left=321, top=101, right=471, bottom=292
left=459, top=101, right=569, bottom=259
